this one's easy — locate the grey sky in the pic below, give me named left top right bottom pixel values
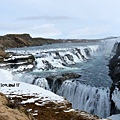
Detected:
left=0, top=0, right=120, bottom=39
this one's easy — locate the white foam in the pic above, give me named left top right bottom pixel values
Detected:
left=57, top=80, right=110, bottom=118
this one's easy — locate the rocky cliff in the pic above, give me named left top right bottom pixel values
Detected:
left=0, top=33, right=102, bottom=49
left=0, top=34, right=63, bottom=49
left=109, top=42, right=120, bottom=114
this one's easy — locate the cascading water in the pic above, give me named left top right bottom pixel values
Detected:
left=6, top=39, right=120, bottom=118
left=57, top=80, right=110, bottom=118
left=6, top=44, right=99, bottom=71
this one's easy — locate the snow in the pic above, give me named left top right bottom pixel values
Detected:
left=4, top=55, right=32, bottom=61
left=112, top=88, right=120, bottom=110
left=108, top=114, right=120, bottom=120
left=64, top=109, right=75, bottom=112
left=0, top=69, right=65, bottom=104
left=12, top=64, right=33, bottom=72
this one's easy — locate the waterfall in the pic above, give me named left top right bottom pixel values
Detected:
left=57, top=80, right=110, bottom=118
left=8, top=43, right=112, bottom=118
left=14, top=73, right=111, bottom=118
left=35, top=45, right=99, bottom=71
left=13, top=73, right=50, bottom=90
left=6, top=45, right=99, bottom=71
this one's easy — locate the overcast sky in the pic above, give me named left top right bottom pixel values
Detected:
left=1, top=0, right=120, bottom=39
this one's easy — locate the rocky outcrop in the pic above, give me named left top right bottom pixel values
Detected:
left=109, top=42, right=120, bottom=114
left=0, top=33, right=102, bottom=49
left=8, top=93, right=109, bottom=120
left=0, top=50, right=35, bottom=72
left=0, top=34, right=63, bottom=49
left=0, top=92, right=32, bottom=120
left=46, top=73, right=81, bottom=93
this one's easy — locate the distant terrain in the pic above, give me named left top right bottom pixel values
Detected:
left=0, top=33, right=117, bottom=49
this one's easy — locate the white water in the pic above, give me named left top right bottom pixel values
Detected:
left=6, top=45, right=99, bottom=71
left=14, top=73, right=50, bottom=90
left=57, top=80, right=110, bottom=118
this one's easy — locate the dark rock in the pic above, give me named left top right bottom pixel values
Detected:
left=0, top=53, right=35, bottom=72
left=55, top=52, right=67, bottom=64
left=65, top=54, right=74, bottom=62
left=42, top=60, right=55, bottom=70
left=109, top=42, right=120, bottom=115
left=84, top=48, right=91, bottom=57
left=62, top=72, right=81, bottom=79
left=46, top=72, right=81, bottom=93
left=75, top=48, right=86, bottom=60
left=46, top=76, right=56, bottom=89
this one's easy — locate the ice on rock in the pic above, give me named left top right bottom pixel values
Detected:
left=112, top=88, right=120, bottom=110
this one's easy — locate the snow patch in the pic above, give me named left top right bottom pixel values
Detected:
left=108, top=114, right=120, bottom=120
left=0, top=69, right=65, bottom=104
left=112, top=88, right=120, bottom=110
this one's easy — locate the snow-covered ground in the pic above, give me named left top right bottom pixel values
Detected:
left=0, top=69, right=65, bottom=104
left=0, top=69, right=119, bottom=120
left=108, top=114, right=120, bottom=120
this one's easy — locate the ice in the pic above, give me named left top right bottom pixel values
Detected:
left=112, top=88, right=120, bottom=110
left=108, top=114, right=120, bottom=120
left=0, top=69, right=65, bottom=104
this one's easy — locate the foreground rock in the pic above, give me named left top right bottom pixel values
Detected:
left=109, top=42, right=120, bottom=114
left=7, top=93, right=109, bottom=120
left=0, top=92, right=32, bottom=120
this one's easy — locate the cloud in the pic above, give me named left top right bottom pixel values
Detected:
left=0, top=23, right=62, bottom=38
left=18, top=15, right=71, bottom=21
left=29, top=24, right=62, bottom=37
left=68, top=26, right=108, bottom=38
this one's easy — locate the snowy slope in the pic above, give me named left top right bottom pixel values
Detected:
left=0, top=69, right=65, bottom=104
left=108, top=114, right=120, bottom=120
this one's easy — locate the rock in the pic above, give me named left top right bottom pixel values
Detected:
left=42, top=60, right=55, bottom=70
left=46, top=72, right=81, bottom=93
left=62, top=72, right=81, bottom=79
left=65, top=54, right=74, bottom=62
left=0, top=93, right=32, bottom=120
left=109, top=42, right=120, bottom=114
left=45, top=76, right=56, bottom=89
left=7, top=93, right=108, bottom=120
left=0, top=34, right=63, bottom=49
left=84, top=48, right=91, bottom=57
left=0, top=53, right=35, bottom=72
left=75, top=48, right=86, bottom=60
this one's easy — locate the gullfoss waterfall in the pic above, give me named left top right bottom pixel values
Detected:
left=5, top=40, right=118, bottom=118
